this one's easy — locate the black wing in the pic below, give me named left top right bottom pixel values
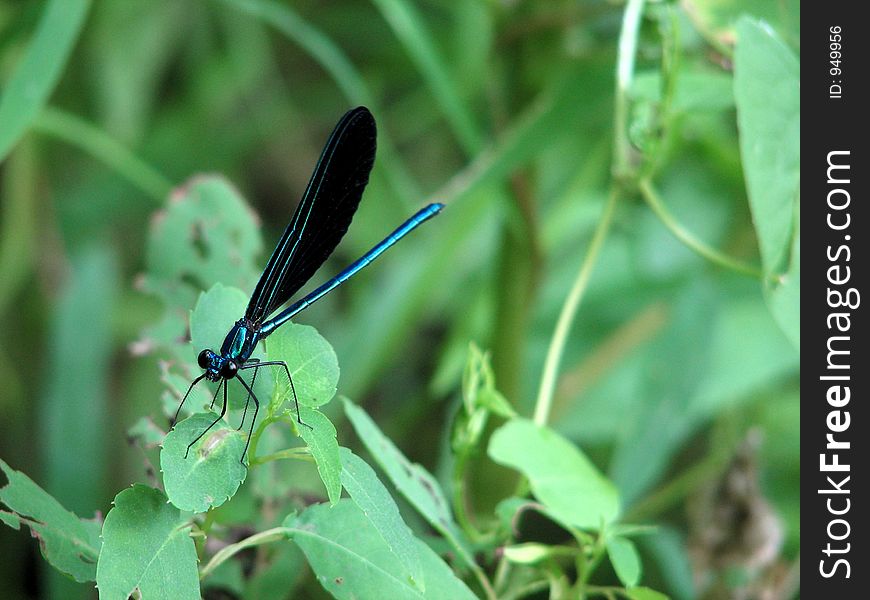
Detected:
left=245, top=107, right=377, bottom=325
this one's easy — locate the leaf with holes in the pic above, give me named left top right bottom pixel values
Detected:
left=144, top=175, right=262, bottom=311
left=96, top=485, right=199, bottom=600
left=161, top=413, right=247, bottom=512
left=127, top=416, right=166, bottom=449
left=142, top=175, right=262, bottom=349
left=267, top=322, right=339, bottom=412
left=0, top=460, right=101, bottom=582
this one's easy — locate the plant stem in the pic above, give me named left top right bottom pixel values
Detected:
left=252, top=447, right=314, bottom=465
left=199, top=527, right=291, bottom=580
left=471, top=563, right=498, bottom=600
left=576, top=533, right=607, bottom=598
left=533, top=0, right=645, bottom=427
left=246, top=414, right=287, bottom=465
left=451, top=451, right=486, bottom=542
left=493, top=556, right=512, bottom=594
left=201, top=509, right=216, bottom=536
left=491, top=183, right=539, bottom=407
left=501, top=579, right=551, bottom=600
left=533, top=186, right=619, bottom=426
left=613, top=0, right=645, bottom=178
left=638, top=178, right=763, bottom=278
left=586, top=585, right=633, bottom=599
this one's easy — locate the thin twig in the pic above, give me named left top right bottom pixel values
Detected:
left=200, top=527, right=291, bottom=580
left=533, top=186, right=619, bottom=427
left=639, top=178, right=763, bottom=278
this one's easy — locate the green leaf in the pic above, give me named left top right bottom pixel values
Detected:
left=691, top=292, right=798, bottom=419
left=96, top=485, right=199, bottom=600
left=159, top=363, right=216, bottom=421
left=267, top=322, right=340, bottom=410
left=0, top=460, right=101, bottom=582
left=0, top=510, right=19, bottom=528
left=607, top=536, right=642, bottom=587
left=284, top=500, right=476, bottom=600
left=764, top=201, right=800, bottom=349
left=143, top=175, right=262, bottom=339
left=184, top=284, right=277, bottom=414
left=561, top=282, right=797, bottom=455
left=461, top=343, right=515, bottom=418
left=127, top=416, right=166, bottom=449
left=0, top=0, right=91, bottom=160
left=297, top=407, right=342, bottom=505
left=503, top=543, right=578, bottom=565
left=734, top=18, right=799, bottom=266
left=488, top=418, right=620, bottom=529
left=626, top=586, right=670, bottom=600
left=189, top=283, right=249, bottom=363
left=454, top=344, right=515, bottom=455
left=734, top=18, right=800, bottom=347
left=683, top=0, right=799, bottom=46
left=342, top=399, right=474, bottom=564
left=494, top=496, right=529, bottom=534
left=340, top=448, right=424, bottom=591
left=478, top=389, right=516, bottom=419
left=161, top=413, right=248, bottom=512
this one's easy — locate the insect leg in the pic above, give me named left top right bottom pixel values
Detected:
left=172, top=373, right=206, bottom=427
left=184, top=379, right=227, bottom=459
left=235, top=376, right=261, bottom=465
left=208, top=378, right=223, bottom=410
left=237, top=361, right=261, bottom=431
left=243, top=361, right=311, bottom=430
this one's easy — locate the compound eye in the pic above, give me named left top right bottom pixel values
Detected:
left=198, top=350, right=211, bottom=370
left=220, top=360, right=238, bottom=379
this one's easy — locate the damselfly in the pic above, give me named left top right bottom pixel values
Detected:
left=171, top=107, right=443, bottom=463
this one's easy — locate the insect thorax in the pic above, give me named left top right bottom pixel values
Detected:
left=219, top=319, right=259, bottom=362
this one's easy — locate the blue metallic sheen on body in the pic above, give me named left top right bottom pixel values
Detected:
left=258, top=202, right=444, bottom=337
left=201, top=204, right=442, bottom=381
left=219, top=320, right=261, bottom=362
left=174, top=107, right=447, bottom=464
left=201, top=351, right=223, bottom=382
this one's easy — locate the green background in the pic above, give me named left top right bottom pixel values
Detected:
left=0, top=0, right=799, bottom=598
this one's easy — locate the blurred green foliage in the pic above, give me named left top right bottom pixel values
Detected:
left=0, top=0, right=798, bottom=598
